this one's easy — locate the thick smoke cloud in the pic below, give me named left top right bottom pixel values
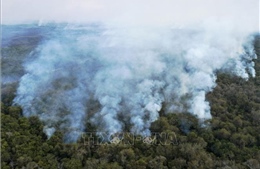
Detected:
left=12, top=23, right=257, bottom=142
left=3, top=0, right=258, bottom=142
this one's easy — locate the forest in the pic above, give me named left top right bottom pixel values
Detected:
left=1, top=32, right=260, bottom=169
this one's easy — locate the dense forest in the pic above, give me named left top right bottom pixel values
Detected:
left=1, top=33, right=260, bottom=169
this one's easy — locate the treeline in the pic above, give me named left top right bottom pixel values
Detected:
left=1, top=36, right=260, bottom=169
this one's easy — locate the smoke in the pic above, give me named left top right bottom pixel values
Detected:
left=11, top=22, right=257, bottom=142
left=2, top=0, right=259, bottom=32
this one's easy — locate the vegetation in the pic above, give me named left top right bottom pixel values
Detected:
left=1, top=35, right=260, bottom=169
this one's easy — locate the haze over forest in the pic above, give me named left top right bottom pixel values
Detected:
left=1, top=0, right=260, bottom=168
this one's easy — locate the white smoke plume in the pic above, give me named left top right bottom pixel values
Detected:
left=12, top=22, right=257, bottom=142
